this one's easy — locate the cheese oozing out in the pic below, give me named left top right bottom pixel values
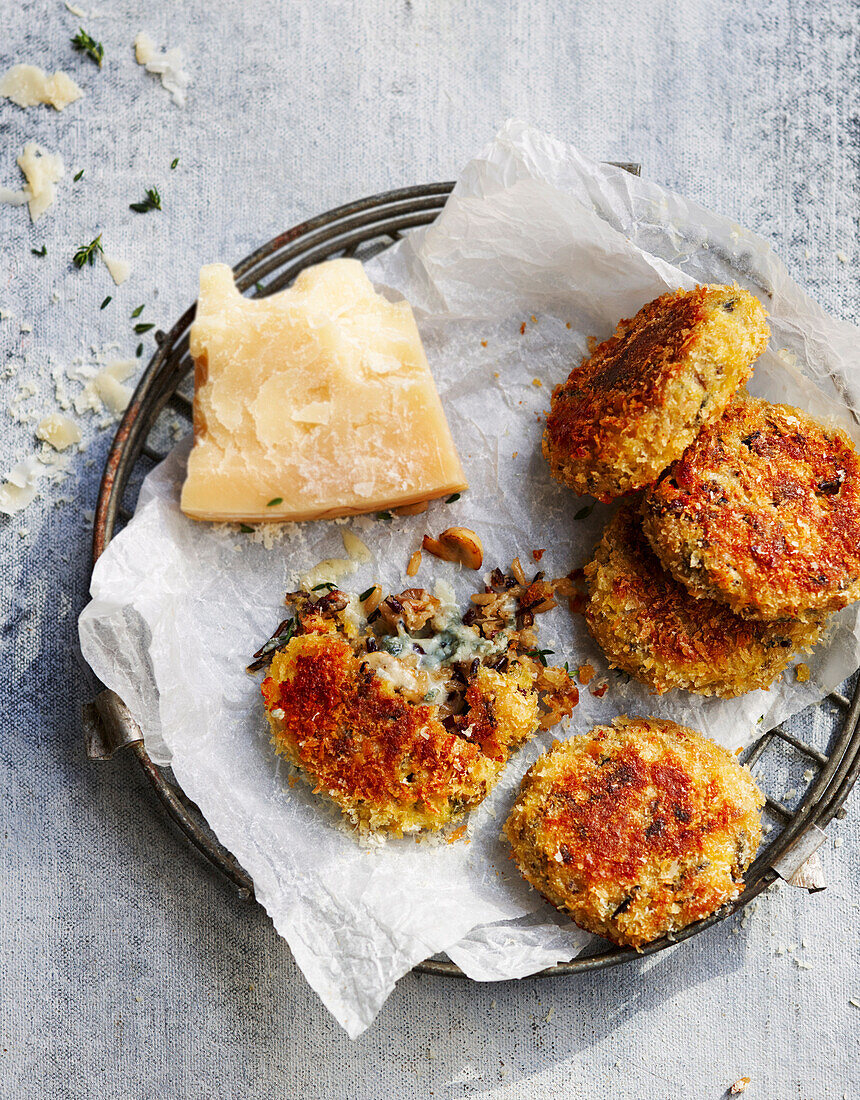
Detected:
left=180, top=259, right=468, bottom=523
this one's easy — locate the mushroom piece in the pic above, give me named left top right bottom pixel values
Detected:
left=422, top=526, right=484, bottom=570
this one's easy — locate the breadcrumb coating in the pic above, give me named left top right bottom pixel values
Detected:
left=504, top=717, right=764, bottom=948
left=543, top=284, right=769, bottom=501
left=583, top=504, right=824, bottom=696
left=642, top=396, right=860, bottom=620
left=263, top=635, right=537, bottom=834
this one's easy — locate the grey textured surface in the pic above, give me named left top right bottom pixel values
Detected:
left=2, top=1, right=859, bottom=1097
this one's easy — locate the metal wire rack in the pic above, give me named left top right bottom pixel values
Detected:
left=86, top=179, right=860, bottom=978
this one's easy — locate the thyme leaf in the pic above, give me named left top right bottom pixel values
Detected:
left=31, top=245, right=47, bottom=257
left=100, top=295, right=112, bottom=310
left=170, top=158, right=179, bottom=170
left=375, top=511, right=393, bottom=521
left=239, top=523, right=254, bottom=533
left=358, top=586, right=377, bottom=602
left=73, top=169, right=84, bottom=182
left=573, top=503, right=595, bottom=521
left=267, top=497, right=283, bottom=507
left=131, top=304, right=145, bottom=318
left=133, top=322, right=154, bottom=334
left=525, top=648, right=554, bottom=667
left=311, top=581, right=338, bottom=592
left=135, top=343, right=143, bottom=357
left=129, top=186, right=162, bottom=213
left=445, top=493, right=461, bottom=503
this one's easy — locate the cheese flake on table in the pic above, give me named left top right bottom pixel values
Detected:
left=0, top=143, right=64, bottom=221
left=180, top=259, right=468, bottom=523
left=0, top=64, right=84, bottom=110
left=133, top=32, right=191, bottom=107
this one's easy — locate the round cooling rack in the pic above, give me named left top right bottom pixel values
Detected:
left=85, top=177, right=860, bottom=979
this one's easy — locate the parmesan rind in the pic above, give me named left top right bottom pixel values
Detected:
left=180, top=259, right=468, bottom=523
left=0, top=64, right=84, bottom=110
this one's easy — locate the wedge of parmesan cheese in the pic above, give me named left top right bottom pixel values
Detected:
left=180, top=259, right=468, bottom=523
left=0, top=64, right=84, bottom=110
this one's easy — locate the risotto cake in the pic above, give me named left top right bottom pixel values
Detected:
left=583, top=504, right=824, bottom=696
left=642, top=396, right=860, bottom=620
left=503, top=717, right=764, bottom=948
left=257, top=572, right=579, bottom=836
left=543, top=284, right=769, bottom=501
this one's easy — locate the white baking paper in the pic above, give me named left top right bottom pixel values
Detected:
left=79, top=120, right=860, bottom=1036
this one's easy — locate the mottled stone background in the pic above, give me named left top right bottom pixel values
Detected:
left=2, top=1, right=859, bottom=1097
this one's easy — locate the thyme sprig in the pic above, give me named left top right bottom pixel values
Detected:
left=247, top=618, right=297, bottom=672
left=72, top=234, right=103, bottom=268
left=71, top=28, right=104, bottom=67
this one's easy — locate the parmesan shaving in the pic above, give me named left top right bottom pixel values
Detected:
left=36, top=413, right=82, bottom=451
left=102, top=253, right=131, bottom=286
left=92, top=359, right=135, bottom=414
left=133, top=32, right=191, bottom=107
left=0, top=64, right=84, bottom=110
left=0, top=455, right=46, bottom=514
left=0, top=143, right=64, bottom=221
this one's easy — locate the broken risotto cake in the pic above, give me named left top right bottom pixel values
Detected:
left=254, top=569, right=579, bottom=836
left=504, top=717, right=764, bottom=948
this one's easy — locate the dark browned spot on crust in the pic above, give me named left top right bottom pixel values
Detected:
left=546, top=289, right=709, bottom=460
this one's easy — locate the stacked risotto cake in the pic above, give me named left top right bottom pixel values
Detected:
left=504, top=283, right=860, bottom=949
left=545, top=282, right=860, bottom=698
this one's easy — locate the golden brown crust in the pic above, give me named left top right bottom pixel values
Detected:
left=583, top=504, right=825, bottom=696
left=263, top=634, right=539, bottom=835
left=543, top=285, right=769, bottom=501
left=503, top=717, right=764, bottom=948
left=642, top=396, right=860, bottom=619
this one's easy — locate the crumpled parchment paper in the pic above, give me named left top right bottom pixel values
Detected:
left=79, top=120, right=860, bottom=1037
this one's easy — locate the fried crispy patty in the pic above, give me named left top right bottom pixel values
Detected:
left=543, top=284, right=769, bottom=501
left=642, top=396, right=860, bottom=620
left=503, top=717, right=764, bottom=948
left=263, top=633, right=539, bottom=835
left=583, top=505, right=824, bottom=696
